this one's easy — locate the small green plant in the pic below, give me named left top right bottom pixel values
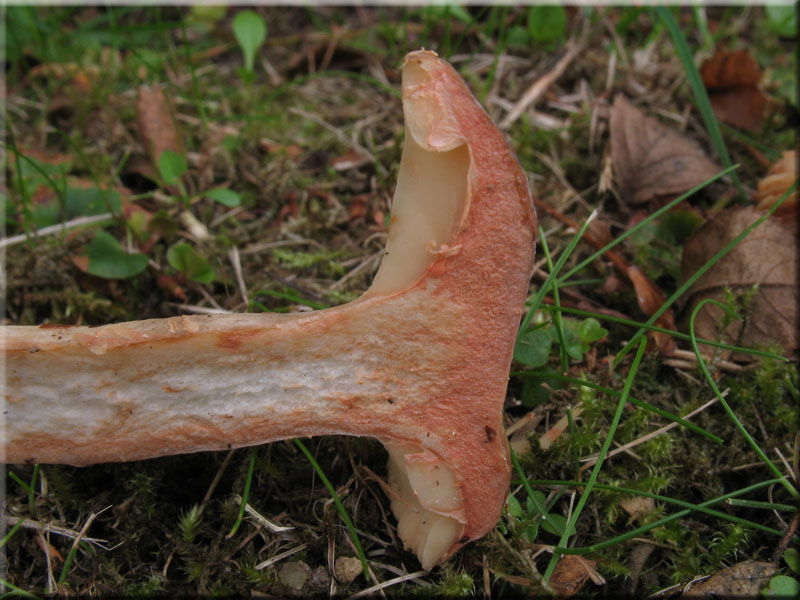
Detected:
left=157, top=150, right=241, bottom=209
left=84, top=230, right=149, bottom=279
left=763, top=548, right=800, bottom=598
left=179, top=504, right=202, bottom=544
left=166, top=241, right=215, bottom=284
left=515, top=316, right=608, bottom=369
left=527, top=5, right=567, bottom=45
left=232, top=10, right=267, bottom=82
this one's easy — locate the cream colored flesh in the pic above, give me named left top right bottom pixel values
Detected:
left=368, top=135, right=468, bottom=296
left=385, top=443, right=464, bottom=570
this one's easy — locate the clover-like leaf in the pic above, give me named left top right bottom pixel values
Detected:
left=167, top=241, right=215, bottom=284
left=85, top=230, right=149, bottom=279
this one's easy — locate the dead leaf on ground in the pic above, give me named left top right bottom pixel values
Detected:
left=626, top=265, right=677, bottom=355
left=680, top=206, right=798, bottom=361
left=700, top=49, right=767, bottom=132
left=700, top=49, right=761, bottom=88
left=35, top=533, right=64, bottom=564
left=681, top=561, right=776, bottom=597
left=549, top=555, right=599, bottom=597
left=755, top=150, right=797, bottom=214
left=136, top=85, right=184, bottom=174
left=609, top=95, right=722, bottom=206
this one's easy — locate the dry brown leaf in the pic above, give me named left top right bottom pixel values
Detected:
left=610, top=95, right=722, bottom=205
left=755, top=150, right=798, bottom=213
left=136, top=85, right=184, bottom=169
left=700, top=49, right=767, bottom=132
left=626, top=265, right=677, bottom=355
left=549, top=555, right=597, bottom=597
left=35, top=533, right=64, bottom=564
left=700, top=49, right=761, bottom=88
left=680, top=206, right=798, bottom=361
left=681, top=561, right=776, bottom=597
left=708, top=85, right=767, bottom=133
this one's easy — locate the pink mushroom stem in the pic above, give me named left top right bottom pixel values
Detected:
left=1, top=50, right=537, bottom=569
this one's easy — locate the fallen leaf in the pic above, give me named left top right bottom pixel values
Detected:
left=626, top=264, right=677, bottom=355
left=700, top=49, right=761, bottom=88
left=680, top=206, right=798, bottom=361
left=610, top=95, right=722, bottom=205
left=587, top=216, right=614, bottom=247
left=700, top=49, right=767, bottom=132
left=136, top=85, right=184, bottom=176
left=539, top=406, right=583, bottom=451
left=681, top=561, right=776, bottom=597
left=30, top=62, right=99, bottom=94
left=549, top=555, right=597, bottom=597
left=35, top=533, right=64, bottom=564
left=706, top=86, right=767, bottom=133
left=755, top=150, right=797, bottom=214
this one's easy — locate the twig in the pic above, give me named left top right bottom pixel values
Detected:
left=346, top=570, right=428, bottom=600
left=229, top=245, right=249, bottom=306
left=668, top=348, right=744, bottom=373
left=500, top=28, right=588, bottom=129
left=288, top=107, right=374, bottom=166
left=58, top=506, right=112, bottom=584
left=255, top=543, right=308, bottom=570
left=4, top=516, right=109, bottom=548
left=327, top=252, right=381, bottom=292
left=168, top=303, right=232, bottom=315
left=198, top=449, right=236, bottom=515
left=771, top=509, right=800, bottom=563
left=0, top=213, right=113, bottom=249
left=232, top=495, right=295, bottom=534
left=774, top=447, right=796, bottom=482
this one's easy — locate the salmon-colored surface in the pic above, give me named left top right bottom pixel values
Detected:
left=2, top=51, right=537, bottom=566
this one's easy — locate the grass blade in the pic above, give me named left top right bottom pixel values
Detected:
left=526, top=478, right=788, bottom=552
left=558, top=164, right=737, bottom=284
left=294, top=439, right=370, bottom=582
left=544, top=337, right=648, bottom=580
left=511, top=370, right=724, bottom=444
left=228, top=448, right=257, bottom=537
left=689, top=299, right=799, bottom=500
left=654, top=6, right=745, bottom=199
left=518, top=214, right=597, bottom=343
left=539, top=231, right=569, bottom=372
left=552, top=305, right=788, bottom=362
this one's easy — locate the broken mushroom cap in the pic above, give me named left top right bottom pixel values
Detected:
left=1, top=50, right=537, bottom=569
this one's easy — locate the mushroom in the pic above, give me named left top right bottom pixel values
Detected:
left=1, top=51, right=537, bottom=569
